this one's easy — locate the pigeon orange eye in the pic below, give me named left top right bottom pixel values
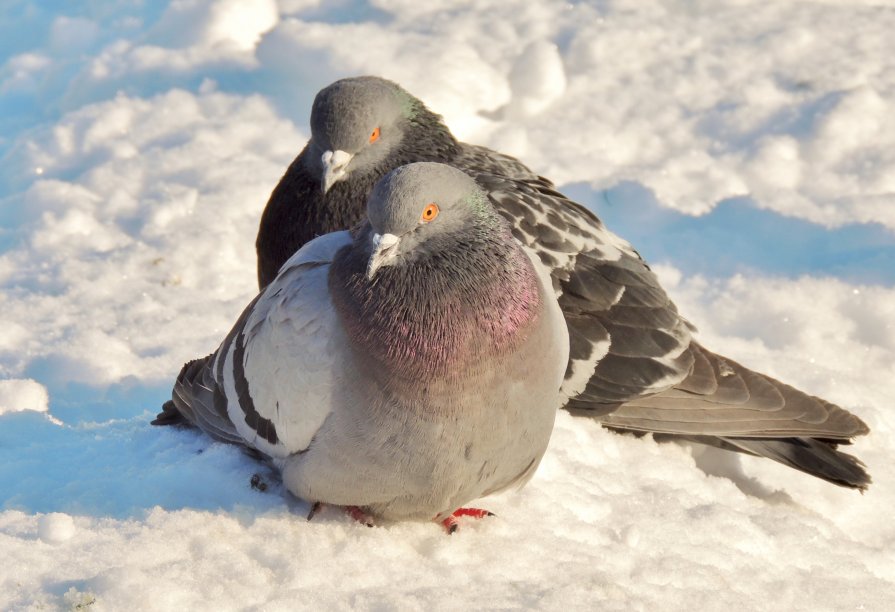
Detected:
left=369, top=127, right=380, bottom=143
left=420, top=203, right=439, bottom=223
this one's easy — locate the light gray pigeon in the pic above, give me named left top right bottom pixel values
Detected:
left=157, top=162, right=569, bottom=530
left=250, top=76, right=871, bottom=491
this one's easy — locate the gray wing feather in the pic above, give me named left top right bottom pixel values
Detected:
left=170, top=354, right=242, bottom=445
left=454, top=143, right=540, bottom=180
left=599, top=343, right=869, bottom=439
left=451, top=145, right=869, bottom=488
left=661, top=434, right=870, bottom=490
left=152, top=293, right=263, bottom=446
left=154, top=232, right=351, bottom=457
left=720, top=437, right=869, bottom=489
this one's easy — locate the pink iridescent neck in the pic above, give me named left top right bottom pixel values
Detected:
left=333, top=242, right=542, bottom=381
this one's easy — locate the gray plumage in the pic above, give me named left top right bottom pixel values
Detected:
left=158, top=162, right=569, bottom=522
left=250, top=76, right=871, bottom=490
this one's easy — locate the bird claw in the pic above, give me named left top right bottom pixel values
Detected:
left=439, top=507, right=495, bottom=534
left=305, top=503, right=375, bottom=527
left=345, top=505, right=375, bottom=527
left=306, top=501, right=323, bottom=521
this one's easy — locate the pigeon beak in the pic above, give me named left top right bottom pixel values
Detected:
left=321, top=149, right=354, bottom=194
left=366, top=232, right=401, bottom=280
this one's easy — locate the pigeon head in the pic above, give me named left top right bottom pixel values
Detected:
left=363, top=162, right=494, bottom=279
left=310, top=76, right=420, bottom=193
left=330, top=162, right=543, bottom=381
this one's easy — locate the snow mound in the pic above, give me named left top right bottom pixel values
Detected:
left=506, top=40, right=567, bottom=118
left=37, top=512, right=75, bottom=544
left=0, top=379, right=49, bottom=415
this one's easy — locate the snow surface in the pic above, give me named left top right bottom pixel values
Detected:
left=0, top=378, right=49, bottom=415
left=1, top=0, right=894, bottom=609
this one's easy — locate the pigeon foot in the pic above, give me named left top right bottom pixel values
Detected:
left=440, top=507, right=495, bottom=534
left=345, top=505, right=376, bottom=527
left=305, top=503, right=375, bottom=527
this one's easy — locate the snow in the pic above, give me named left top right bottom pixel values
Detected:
left=37, top=513, right=76, bottom=544
left=0, top=378, right=49, bottom=414
left=1, top=0, right=894, bottom=609
left=504, top=41, right=567, bottom=118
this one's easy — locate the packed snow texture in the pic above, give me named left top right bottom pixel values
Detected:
left=1, top=0, right=894, bottom=609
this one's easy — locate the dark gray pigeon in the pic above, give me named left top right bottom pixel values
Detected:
left=251, top=76, right=871, bottom=491
left=156, top=162, right=569, bottom=529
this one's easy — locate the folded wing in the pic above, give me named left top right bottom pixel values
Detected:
left=154, top=232, right=353, bottom=459
left=459, top=159, right=869, bottom=489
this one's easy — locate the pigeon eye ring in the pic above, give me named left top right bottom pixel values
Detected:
left=420, top=203, right=439, bottom=223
